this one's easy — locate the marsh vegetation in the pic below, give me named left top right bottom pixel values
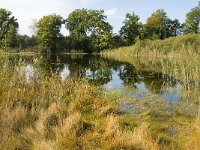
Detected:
left=0, top=53, right=199, bottom=150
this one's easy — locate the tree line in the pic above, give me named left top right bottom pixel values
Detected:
left=0, top=1, right=200, bottom=53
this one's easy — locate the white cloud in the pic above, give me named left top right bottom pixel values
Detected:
left=105, top=8, right=118, bottom=16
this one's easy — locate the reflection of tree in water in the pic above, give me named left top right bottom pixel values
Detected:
left=36, top=54, right=114, bottom=85
left=36, top=54, right=65, bottom=77
left=117, top=62, right=179, bottom=95
left=89, top=58, right=112, bottom=85
left=36, top=54, right=88, bottom=79
left=0, top=54, right=180, bottom=96
left=142, top=71, right=177, bottom=95
left=66, top=54, right=90, bottom=78
left=0, top=55, right=36, bottom=75
left=65, top=55, right=114, bottom=85
left=119, top=64, right=139, bottom=87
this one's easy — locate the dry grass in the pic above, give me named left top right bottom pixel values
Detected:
left=0, top=61, right=162, bottom=150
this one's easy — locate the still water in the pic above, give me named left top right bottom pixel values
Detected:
left=1, top=54, right=184, bottom=102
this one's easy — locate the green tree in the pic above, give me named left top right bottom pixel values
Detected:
left=145, top=9, right=167, bottom=39
left=165, top=19, right=183, bottom=37
left=17, top=35, right=37, bottom=49
left=0, top=8, right=18, bottom=48
left=109, top=34, right=125, bottom=48
left=66, top=34, right=91, bottom=53
left=119, top=12, right=143, bottom=45
left=66, top=9, right=113, bottom=52
left=37, top=14, right=63, bottom=53
left=185, top=2, right=200, bottom=33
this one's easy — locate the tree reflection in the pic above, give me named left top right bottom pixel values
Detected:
left=89, top=58, right=112, bottom=85
left=0, top=54, right=182, bottom=100
left=36, top=54, right=65, bottom=77
left=119, top=64, right=139, bottom=87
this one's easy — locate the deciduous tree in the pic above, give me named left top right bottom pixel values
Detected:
left=165, top=19, right=183, bottom=37
left=37, top=14, right=63, bottom=53
left=66, top=9, right=113, bottom=52
left=0, top=8, right=18, bottom=48
left=119, top=12, right=143, bottom=45
left=145, top=9, right=167, bottom=39
left=185, top=2, right=200, bottom=33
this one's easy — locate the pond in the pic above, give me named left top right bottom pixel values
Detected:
left=0, top=54, right=189, bottom=103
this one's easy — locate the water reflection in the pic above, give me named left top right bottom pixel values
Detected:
left=0, top=54, right=186, bottom=102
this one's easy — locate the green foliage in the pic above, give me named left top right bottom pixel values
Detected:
left=66, top=9, right=112, bottom=37
left=109, top=34, right=125, bottom=48
left=0, top=8, right=19, bottom=48
left=165, top=19, right=183, bottom=37
left=17, top=35, right=37, bottom=49
left=66, top=9, right=113, bottom=52
left=1, top=5, right=200, bottom=53
left=66, top=35, right=92, bottom=53
left=145, top=9, right=168, bottom=39
left=119, top=12, right=143, bottom=45
left=185, top=1, right=200, bottom=33
left=37, top=14, right=64, bottom=53
left=145, top=9, right=182, bottom=40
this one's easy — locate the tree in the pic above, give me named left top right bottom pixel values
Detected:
left=109, top=34, right=125, bottom=48
left=66, top=9, right=113, bottom=52
left=165, top=19, right=183, bottom=37
left=66, top=34, right=91, bottom=53
left=37, top=14, right=63, bottom=53
left=17, top=35, right=37, bottom=49
left=119, top=12, right=143, bottom=45
left=145, top=9, right=168, bottom=39
left=0, top=8, right=18, bottom=48
left=185, top=2, right=200, bottom=33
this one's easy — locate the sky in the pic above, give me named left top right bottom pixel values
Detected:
left=0, top=0, right=199, bottom=35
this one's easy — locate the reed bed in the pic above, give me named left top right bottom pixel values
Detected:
left=103, top=34, right=200, bottom=59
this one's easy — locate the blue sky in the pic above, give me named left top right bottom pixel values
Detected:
left=0, top=0, right=199, bottom=35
